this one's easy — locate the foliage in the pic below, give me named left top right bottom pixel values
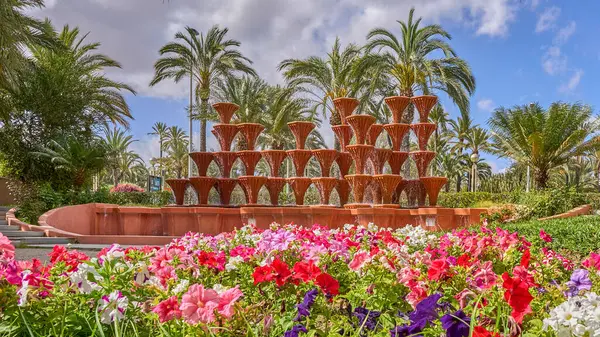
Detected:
left=489, top=102, right=600, bottom=189
left=0, top=24, right=133, bottom=188
left=109, top=183, right=145, bottom=193
left=437, top=192, right=516, bottom=208
left=495, top=215, right=600, bottom=259
left=15, top=183, right=171, bottom=224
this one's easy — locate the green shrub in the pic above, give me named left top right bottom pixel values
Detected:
left=15, top=183, right=172, bottom=224
left=496, top=215, right=600, bottom=259
left=437, top=192, right=517, bottom=208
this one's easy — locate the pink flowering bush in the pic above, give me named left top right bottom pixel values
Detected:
left=0, top=222, right=598, bottom=336
left=109, top=183, right=145, bottom=193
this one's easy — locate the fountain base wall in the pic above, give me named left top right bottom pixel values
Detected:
left=34, top=203, right=487, bottom=244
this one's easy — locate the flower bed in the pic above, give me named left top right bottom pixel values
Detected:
left=0, top=223, right=598, bottom=336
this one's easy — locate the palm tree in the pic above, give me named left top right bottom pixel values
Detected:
left=449, top=112, right=476, bottom=191
left=164, top=126, right=188, bottom=151
left=278, top=38, right=382, bottom=147
left=365, top=8, right=475, bottom=122
left=28, top=25, right=136, bottom=127
left=214, top=76, right=268, bottom=123
left=32, top=138, right=106, bottom=190
left=489, top=102, right=600, bottom=189
left=150, top=25, right=256, bottom=151
left=102, top=127, right=140, bottom=186
left=148, top=122, right=169, bottom=183
left=0, top=0, right=55, bottom=93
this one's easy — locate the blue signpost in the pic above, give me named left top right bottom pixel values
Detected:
left=148, top=175, right=162, bottom=192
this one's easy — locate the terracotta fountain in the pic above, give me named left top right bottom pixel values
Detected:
left=411, top=151, right=436, bottom=177
left=312, top=177, right=338, bottom=206
left=312, top=149, right=338, bottom=177
left=333, top=97, right=359, bottom=124
left=165, top=178, right=188, bottom=206
left=384, top=96, right=411, bottom=123
left=288, top=121, right=315, bottom=150
left=261, top=150, right=287, bottom=177
left=347, top=144, right=374, bottom=174
left=189, top=177, right=217, bottom=205
left=212, top=125, right=239, bottom=152
left=189, top=152, right=214, bottom=177
left=216, top=178, right=237, bottom=205
left=288, top=177, right=312, bottom=206
left=157, top=96, right=488, bottom=233
left=331, top=125, right=353, bottom=151
left=237, top=123, right=264, bottom=151
left=265, top=177, right=286, bottom=205
left=420, top=176, right=448, bottom=207
left=238, top=175, right=267, bottom=205
left=212, top=102, right=239, bottom=124
left=411, top=123, right=436, bottom=151
left=370, top=148, right=391, bottom=174
left=373, top=174, right=402, bottom=208
left=346, top=114, right=376, bottom=144
left=344, top=174, right=372, bottom=208
left=366, top=124, right=383, bottom=146
left=287, top=150, right=312, bottom=177
left=383, top=123, right=411, bottom=151
left=411, top=95, right=437, bottom=123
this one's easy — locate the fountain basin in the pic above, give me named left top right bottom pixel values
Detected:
left=165, top=179, right=189, bottom=206
left=383, top=124, right=411, bottom=151
left=212, top=102, right=239, bottom=124
left=347, top=144, right=374, bottom=174
left=287, top=150, right=312, bottom=177
left=333, top=97, right=359, bottom=124
left=312, top=149, right=338, bottom=177
left=189, top=177, right=217, bottom=205
left=331, top=125, right=353, bottom=151
left=189, top=152, right=214, bottom=177
left=346, top=115, right=376, bottom=145
left=237, top=123, right=264, bottom=150
left=262, top=150, right=287, bottom=177
left=384, top=96, right=411, bottom=123
left=288, top=121, right=315, bottom=150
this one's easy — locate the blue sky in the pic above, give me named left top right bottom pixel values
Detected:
left=35, top=0, right=600, bottom=173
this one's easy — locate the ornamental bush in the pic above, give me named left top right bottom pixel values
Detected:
left=109, top=183, right=145, bottom=193
left=1, top=222, right=599, bottom=336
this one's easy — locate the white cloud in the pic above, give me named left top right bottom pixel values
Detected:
left=559, top=69, right=583, bottom=93
left=553, top=21, right=576, bottom=45
left=530, top=0, right=541, bottom=10
left=541, top=46, right=567, bottom=75
left=535, top=6, right=560, bottom=33
left=477, top=99, right=495, bottom=112
left=130, top=135, right=160, bottom=164
left=30, top=0, right=522, bottom=101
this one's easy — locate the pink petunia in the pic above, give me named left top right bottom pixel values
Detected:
left=472, top=261, right=497, bottom=289
left=179, top=284, right=220, bottom=324
left=348, top=251, right=370, bottom=271
left=0, top=233, right=15, bottom=262
left=539, top=229, right=553, bottom=243
left=217, top=286, right=243, bottom=318
left=153, top=296, right=182, bottom=323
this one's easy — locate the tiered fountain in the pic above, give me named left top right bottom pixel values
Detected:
left=159, top=95, right=485, bottom=234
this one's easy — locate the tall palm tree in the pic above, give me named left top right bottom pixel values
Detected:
left=150, top=25, right=256, bottom=151
left=164, top=126, right=188, bottom=151
left=489, top=102, right=600, bottom=189
left=0, top=0, right=55, bottom=93
left=464, top=126, right=491, bottom=191
left=214, top=76, right=268, bottom=123
left=32, top=138, right=106, bottom=190
left=102, top=127, right=140, bottom=186
left=148, top=122, right=169, bottom=183
left=429, top=104, right=451, bottom=154
left=365, top=8, right=476, bottom=121
left=278, top=38, right=382, bottom=147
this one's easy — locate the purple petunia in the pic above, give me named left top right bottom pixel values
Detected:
left=296, top=289, right=318, bottom=320
left=353, top=307, right=381, bottom=331
left=409, top=293, right=442, bottom=327
left=440, top=310, right=471, bottom=337
left=566, top=269, right=592, bottom=297
left=284, top=324, right=308, bottom=337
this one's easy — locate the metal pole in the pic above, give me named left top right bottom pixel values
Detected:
left=526, top=166, right=531, bottom=192
left=188, top=69, right=193, bottom=178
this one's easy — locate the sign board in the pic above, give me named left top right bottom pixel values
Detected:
left=148, top=175, right=162, bottom=192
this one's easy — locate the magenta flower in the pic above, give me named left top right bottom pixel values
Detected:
left=153, top=296, right=182, bottom=322
left=539, top=229, right=553, bottom=243
left=217, top=286, right=243, bottom=318
left=180, top=284, right=220, bottom=324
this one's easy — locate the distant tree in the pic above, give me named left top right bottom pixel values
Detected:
left=489, top=102, right=600, bottom=189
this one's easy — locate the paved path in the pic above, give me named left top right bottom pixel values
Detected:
left=15, top=248, right=100, bottom=262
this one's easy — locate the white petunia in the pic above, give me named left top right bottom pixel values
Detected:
left=225, top=256, right=244, bottom=271
left=98, top=291, right=128, bottom=324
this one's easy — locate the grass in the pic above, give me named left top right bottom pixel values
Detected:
left=496, top=215, right=600, bottom=260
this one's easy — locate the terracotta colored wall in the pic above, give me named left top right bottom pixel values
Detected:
left=41, top=203, right=487, bottom=238
left=0, top=178, right=15, bottom=205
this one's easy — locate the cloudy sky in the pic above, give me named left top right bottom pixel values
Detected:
left=30, top=0, right=600, bottom=172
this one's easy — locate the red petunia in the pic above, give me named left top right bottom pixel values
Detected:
left=473, top=326, right=501, bottom=337
left=427, top=258, right=450, bottom=281
left=520, top=249, right=531, bottom=268
left=293, top=261, right=321, bottom=282
left=271, top=259, right=292, bottom=286
left=252, top=265, right=275, bottom=285
left=315, top=272, right=339, bottom=296
left=456, top=254, right=472, bottom=267
left=502, top=272, right=533, bottom=323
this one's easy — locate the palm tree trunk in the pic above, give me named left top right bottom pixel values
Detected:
left=401, top=90, right=413, bottom=177
left=200, top=97, right=208, bottom=152
left=536, top=169, right=549, bottom=190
